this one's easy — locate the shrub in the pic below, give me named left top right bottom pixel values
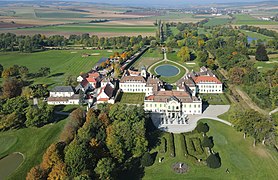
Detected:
left=207, top=153, right=221, bottom=169
left=192, top=138, right=204, bottom=155
left=196, top=122, right=209, bottom=134
left=168, top=133, right=175, bottom=157
left=202, top=136, right=214, bottom=149
left=180, top=134, right=188, bottom=156
left=186, top=137, right=196, bottom=155
left=141, top=152, right=154, bottom=167
left=159, top=137, right=167, bottom=153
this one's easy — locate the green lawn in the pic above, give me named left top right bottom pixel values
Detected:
left=204, top=17, right=231, bottom=27
left=0, top=49, right=118, bottom=87
left=233, top=14, right=278, bottom=25
left=133, top=48, right=163, bottom=69
left=167, top=51, right=200, bottom=71
left=254, top=57, right=278, bottom=72
left=0, top=118, right=67, bottom=179
left=149, top=61, right=186, bottom=84
left=116, top=92, right=145, bottom=104
left=144, top=120, right=278, bottom=179
left=240, top=30, right=273, bottom=40
left=200, top=93, right=231, bottom=105
left=22, top=24, right=156, bottom=33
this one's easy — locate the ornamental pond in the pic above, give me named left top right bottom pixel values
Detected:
left=155, top=64, right=180, bottom=77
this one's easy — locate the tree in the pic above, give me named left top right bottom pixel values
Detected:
left=47, top=161, right=68, bottom=180
left=0, top=64, right=3, bottom=75
left=141, top=152, right=154, bottom=167
left=30, top=84, right=49, bottom=98
left=255, top=44, right=269, bottom=61
left=228, top=67, right=246, bottom=85
left=196, top=122, right=209, bottom=134
left=64, top=140, right=94, bottom=177
left=25, top=103, right=53, bottom=127
left=177, top=46, right=190, bottom=62
left=2, top=78, right=23, bottom=98
left=41, top=143, right=64, bottom=171
left=39, top=67, right=51, bottom=76
left=202, top=136, right=214, bottom=149
left=26, top=165, right=47, bottom=180
left=2, top=96, right=29, bottom=115
left=95, top=158, right=115, bottom=180
left=0, top=112, right=24, bottom=131
left=206, top=153, right=221, bottom=169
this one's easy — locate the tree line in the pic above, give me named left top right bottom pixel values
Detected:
left=0, top=33, right=156, bottom=53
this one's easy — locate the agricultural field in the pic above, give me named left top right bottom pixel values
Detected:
left=204, top=17, right=231, bottom=27
left=232, top=14, right=278, bottom=25
left=144, top=120, right=278, bottom=180
left=133, top=48, right=163, bottom=69
left=116, top=92, right=145, bottom=104
left=0, top=118, right=67, bottom=179
left=0, top=49, right=120, bottom=87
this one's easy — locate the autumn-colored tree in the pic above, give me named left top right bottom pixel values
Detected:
left=98, top=112, right=110, bottom=127
left=2, top=78, right=23, bottom=98
left=228, top=67, right=246, bottom=85
left=197, top=39, right=205, bottom=48
left=70, top=108, right=85, bottom=127
left=47, top=161, right=68, bottom=180
left=120, top=52, right=128, bottom=60
left=26, top=165, right=47, bottom=180
left=41, top=143, right=63, bottom=171
left=177, top=46, right=191, bottom=62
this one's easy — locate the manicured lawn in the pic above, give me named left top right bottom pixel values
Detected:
left=116, top=92, right=145, bottom=104
left=200, top=93, right=230, bottom=105
left=167, top=51, right=200, bottom=71
left=254, top=57, right=278, bottom=72
left=0, top=49, right=118, bottom=87
left=144, top=120, right=278, bottom=179
left=0, top=118, right=67, bottom=179
left=133, top=48, right=163, bottom=69
left=149, top=61, right=186, bottom=84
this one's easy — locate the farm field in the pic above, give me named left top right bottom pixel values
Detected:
left=116, top=92, right=145, bottom=104
left=204, top=17, right=231, bottom=27
left=133, top=48, right=163, bottom=69
left=0, top=49, right=120, bottom=87
left=232, top=14, right=278, bottom=25
left=0, top=118, right=67, bottom=179
left=143, top=120, right=278, bottom=180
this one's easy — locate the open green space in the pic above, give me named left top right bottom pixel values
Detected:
left=0, top=136, right=18, bottom=157
left=0, top=118, right=67, bottom=179
left=240, top=30, right=273, bottom=40
left=116, top=92, right=145, bottom=104
left=200, top=93, right=230, bottom=105
left=149, top=61, right=186, bottom=84
left=254, top=57, right=278, bottom=72
left=204, top=17, right=231, bottom=27
left=22, top=24, right=156, bottom=33
left=167, top=51, right=200, bottom=71
left=144, top=120, right=278, bottom=179
left=233, top=14, right=278, bottom=25
left=133, top=48, right=163, bottom=69
left=34, top=9, right=89, bottom=19
left=0, top=49, right=118, bottom=87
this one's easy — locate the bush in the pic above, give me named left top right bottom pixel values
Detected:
left=180, top=134, right=188, bottom=156
left=196, top=122, right=209, bottom=134
left=168, top=133, right=175, bottom=157
left=207, top=153, right=221, bottom=169
left=192, top=138, right=204, bottom=155
left=202, top=136, right=214, bottom=149
left=186, top=137, right=196, bottom=155
left=141, top=152, right=154, bottom=167
left=159, top=137, right=167, bottom=153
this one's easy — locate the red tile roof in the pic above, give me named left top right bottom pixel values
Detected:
left=193, top=76, right=221, bottom=84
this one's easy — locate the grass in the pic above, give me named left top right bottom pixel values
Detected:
left=0, top=136, right=18, bottom=158
left=204, top=17, right=231, bottom=27
left=240, top=30, right=273, bottom=40
left=133, top=48, right=163, bottom=69
left=22, top=24, right=156, bottom=33
left=0, top=49, right=118, bottom=87
left=200, top=93, right=230, bottom=105
left=167, top=51, right=200, bottom=71
left=233, top=14, right=278, bottom=25
left=144, top=120, right=278, bottom=179
left=116, top=92, right=145, bottom=104
left=254, top=57, right=278, bottom=72
left=0, top=118, right=67, bottom=179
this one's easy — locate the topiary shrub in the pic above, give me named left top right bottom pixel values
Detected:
left=168, top=133, right=175, bottom=157
left=159, top=137, right=167, bottom=153
left=141, top=152, right=154, bottom=167
left=206, top=153, right=221, bottom=169
left=202, top=136, right=214, bottom=149
left=196, top=122, right=209, bottom=134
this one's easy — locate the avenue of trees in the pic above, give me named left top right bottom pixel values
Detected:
left=0, top=33, right=156, bottom=52
left=27, top=103, right=149, bottom=179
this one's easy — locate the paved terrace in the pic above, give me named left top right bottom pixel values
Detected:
left=152, top=105, right=232, bottom=133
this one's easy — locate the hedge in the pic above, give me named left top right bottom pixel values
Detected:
left=192, top=138, right=204, bottom=155
left=168, top=133, right=175, bottom=157
left=180, top=134, right=188, bottom=156
left=159, top=137, right=167, bottom=153
left=186, top=137, right=196, bottom=155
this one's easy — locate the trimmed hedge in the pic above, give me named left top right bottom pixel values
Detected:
left=168, top=133, right=175, bottom=157
left=186, top=137, right=195, bottom=155
left=180, top=134, right=188, bottom=156
left=159, top=137, right=167, bottom=153
left=192, top=138, right=204, bottom=155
